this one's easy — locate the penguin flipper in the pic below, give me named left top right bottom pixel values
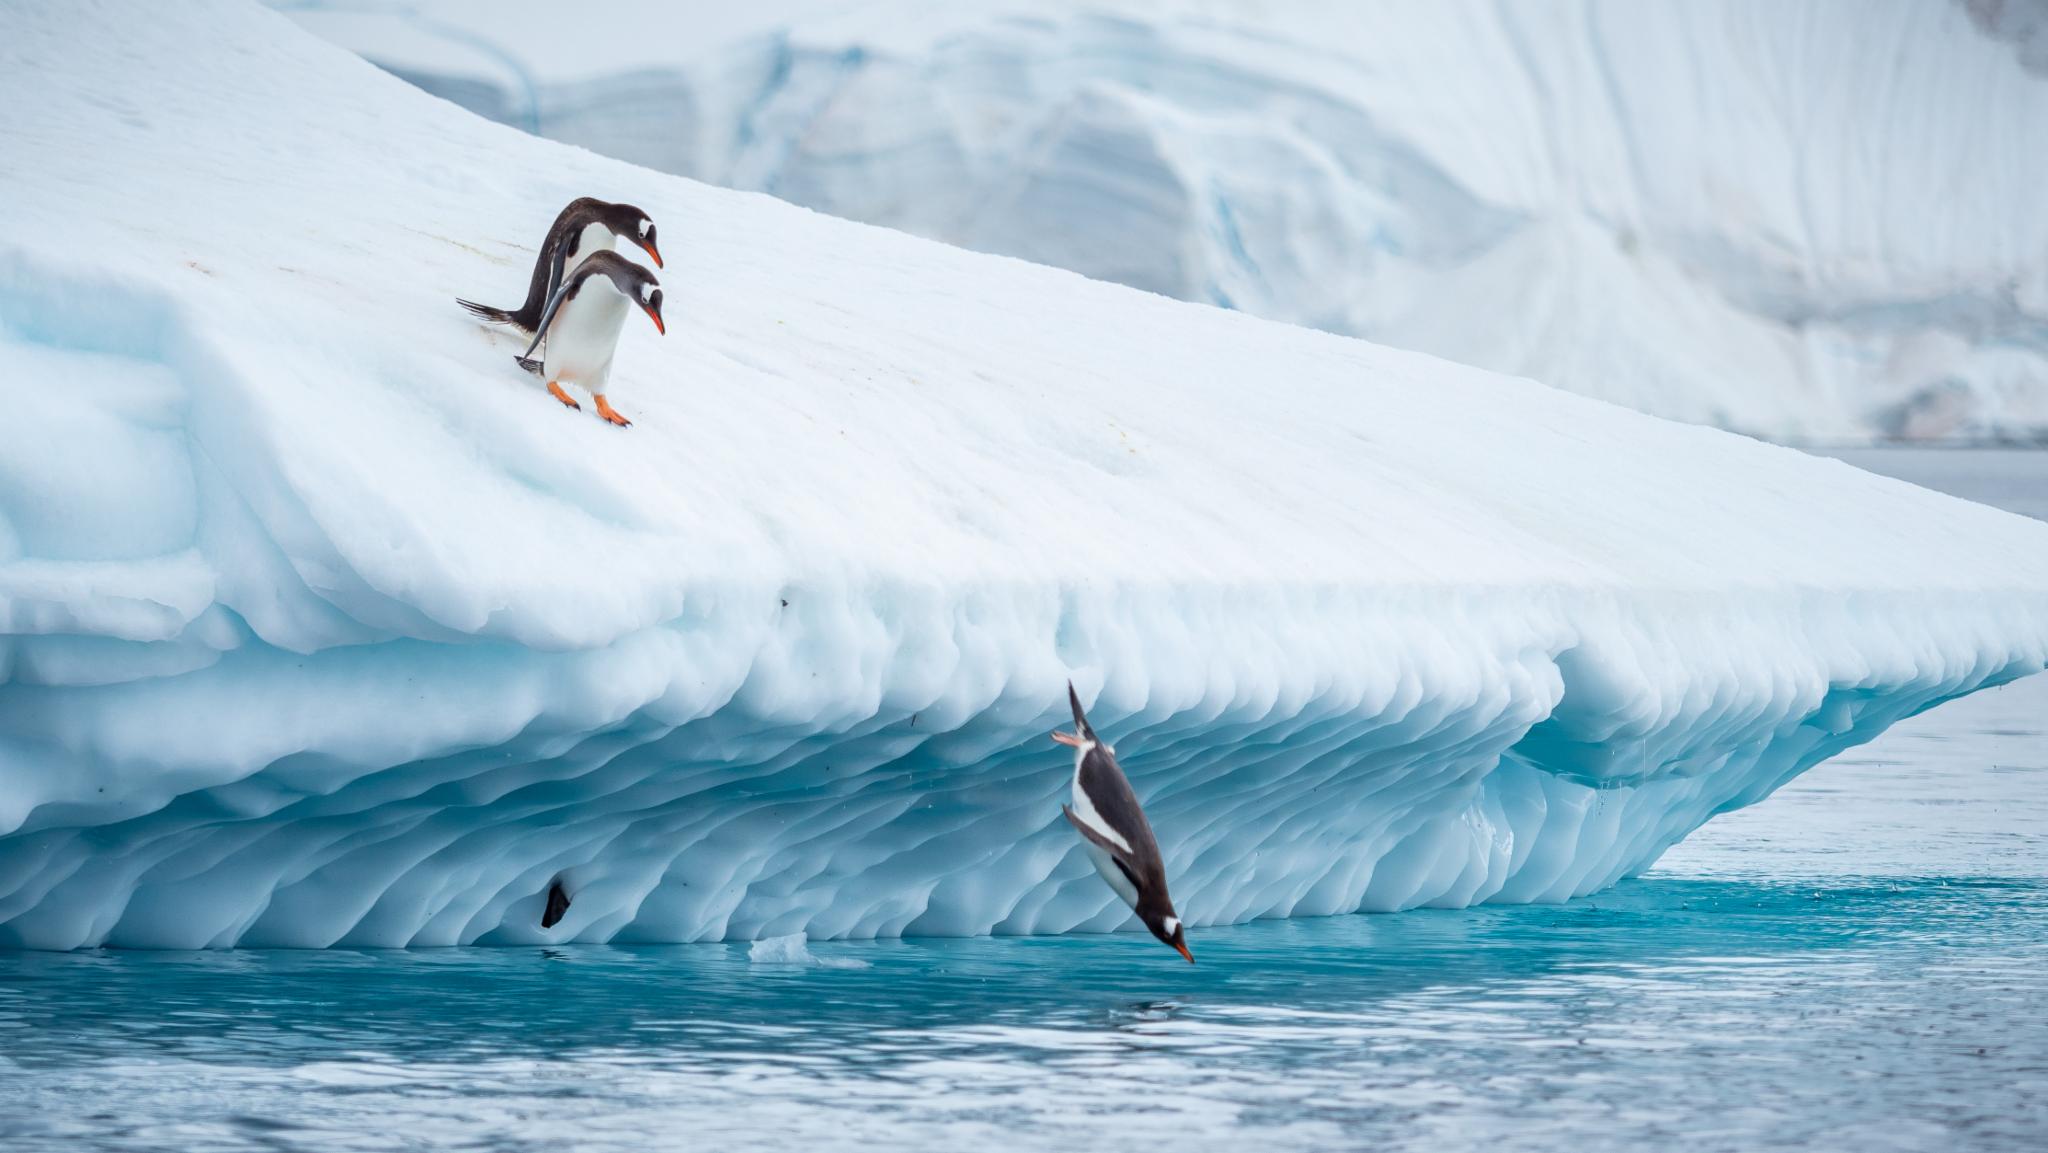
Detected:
left=518, top=275, right=578, bottom=364
left=515, top=355, right=544, bottom=376
left=543, top=234, right=571, bottom=314
left=1062, top=803, right=1137, bottom=869
left=507, top=200, right=591, bottom=332
left=541, top=879, right=571, bottom=929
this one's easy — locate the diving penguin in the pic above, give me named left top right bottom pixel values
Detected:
left=517, top=250, right=665, bottom=427
left=1053, top=682, right=1193, bottom=962
left=457, top=197, right=663, bottom=334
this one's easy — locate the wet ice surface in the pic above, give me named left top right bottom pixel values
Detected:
left=2, top=449, right=2044, bottom=1152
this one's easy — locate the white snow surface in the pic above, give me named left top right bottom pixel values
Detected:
left=279, top=0, right=2048, bottom=444
left=3, top=0, right=2048, bottom=951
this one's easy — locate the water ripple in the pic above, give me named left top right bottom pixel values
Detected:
left=1, top=874, right=2044, bottom=1152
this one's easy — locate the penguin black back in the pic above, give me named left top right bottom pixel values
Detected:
left=458, top=198, right=659, bottom=333
left=1074, top=745, right=1167, bottom=895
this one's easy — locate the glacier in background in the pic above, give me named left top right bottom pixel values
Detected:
left=2, top=0, right=2047, bottom=951
left=282, top=0, right=2048, bottom=445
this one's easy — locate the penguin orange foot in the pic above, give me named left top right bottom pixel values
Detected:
left=594, top=395, right=632, bottom=428
left=547, top=381, right=580, bottom=411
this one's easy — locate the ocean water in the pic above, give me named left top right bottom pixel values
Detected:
left=3, top=451, right=2045, bottom=1153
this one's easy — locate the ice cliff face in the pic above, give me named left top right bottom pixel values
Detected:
left=2, top=0, right=2047, bottom=950
left=282, top=0, right=2048, bottom=444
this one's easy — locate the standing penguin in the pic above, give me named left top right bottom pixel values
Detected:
left=1053, top=682, right=1193, bottom=962
left=516, top=251, right=664, bottom=427
left=457, top=197, right=663, bottom=334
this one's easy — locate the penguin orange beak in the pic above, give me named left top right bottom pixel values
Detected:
left=637, top=239, right=664, bottom=269
left=1172, top=938, right=1194, bottom=964
left=1051, top=729, right=1083, bottom=747
left=643, top=305, right=665, bottom=335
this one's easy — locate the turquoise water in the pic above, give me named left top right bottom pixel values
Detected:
left=2, top=673, right=2044, bottom=1153
left=2, top=871, right=2044, bottom=1151
left=3, top=455, right=2044, bottom=1152
left=2, top=674, right=2045, bottom=1153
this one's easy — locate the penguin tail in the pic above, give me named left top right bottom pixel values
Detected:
left=457, top=297, right=515, bottom=325
left=1066, top=681, right=1095, bottom=740
left=541, top=879, right=571, bottom=929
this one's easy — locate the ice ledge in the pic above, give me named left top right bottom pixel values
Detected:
left=2, top=581, right=2040, bottom=950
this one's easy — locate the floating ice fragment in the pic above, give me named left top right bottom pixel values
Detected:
left=748, top=933, right=871, bottom=970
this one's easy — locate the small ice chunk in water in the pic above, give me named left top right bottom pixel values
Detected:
left=748, top=932, right=870, bottom=969
left=748, top=933, right=811, bottom=964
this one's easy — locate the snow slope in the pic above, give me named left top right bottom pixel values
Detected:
left=3, top=0, right=2047, bottom=951
left=279, top=0, right=2048, bottom=444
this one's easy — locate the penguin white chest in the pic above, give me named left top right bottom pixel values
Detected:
left=569, top=220, right=614, bottom=273
left=1081, top=836, right=1139, bottom=910
left=1071, top=756, right=1140, bottom=911
left=543, top=281, right=631, bottom=389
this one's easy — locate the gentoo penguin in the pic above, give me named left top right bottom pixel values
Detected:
left=517, top=251, right=664, bottom=427
left=457, top=197, right=662, bottom=333
left=1053, top=682, right=1193, bottom=962
left=541, top=879, right=571, bottom=929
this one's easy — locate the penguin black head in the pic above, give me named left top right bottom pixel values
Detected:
left=602, top=201, right=663, bottom=270
left=1144, top=910, right=1193, bottom=963
left=640, top=283, right=666, bottom=335
left=589, top=252, right=666, bottom=335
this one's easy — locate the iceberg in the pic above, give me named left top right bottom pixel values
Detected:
left=2, top=0, right=2046, bottom=951
left=281, top=0, right=2048, bottom=444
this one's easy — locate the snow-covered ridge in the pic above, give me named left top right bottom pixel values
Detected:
left=2, top=0, right=2046, bottom=950
left=282, top=0, right=2048, bottom=444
